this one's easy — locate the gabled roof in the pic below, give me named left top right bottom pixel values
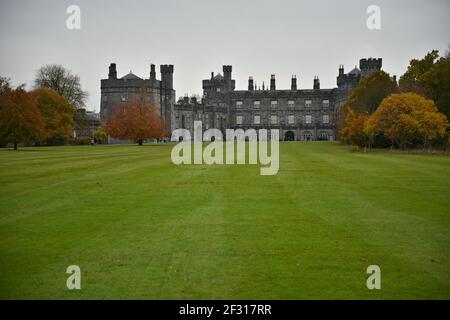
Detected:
left=121, top=71, right=142, bottom=80
left=348, top=66, right=361, bottom=75
left=213, top=73, right=224, bottom=80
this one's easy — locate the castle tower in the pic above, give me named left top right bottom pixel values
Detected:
left=223, top=65, right=232, bottom=91
left=160, top=64, right=174, bottom=89
left=359, top=58, right=382, bottom=77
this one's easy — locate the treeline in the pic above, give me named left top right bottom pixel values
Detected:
left=340, top=50, right=450, bottom=151
left=0, top=65, right=88, bottom=149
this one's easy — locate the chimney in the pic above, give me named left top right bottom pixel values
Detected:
left=291, top=75, right=297, bottom=90
left=270, top=74, right=276, bottom=90
left=248, top=76, right=254, bottom=91
left=150, top=64, right=156, bottom=81
left=339, top=64, right=344, bottom=76
left=108, top=63, right=117, bottom=79
left=211, top=72, right=214, bottom=79
left=313, top=76, right=320, bottom=90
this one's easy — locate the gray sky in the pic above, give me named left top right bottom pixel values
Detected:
left=0, top=0, right=449, bottom=111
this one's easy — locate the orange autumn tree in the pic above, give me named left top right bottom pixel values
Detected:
left=33, top=88, right=75, bottom=144
left=367, top=93, right=448, bottom=150
left=340, top=108, right=372, bottom=150
left=106, top=99, right=166, bottom=145
left=0, top=87, right=45, bottom=150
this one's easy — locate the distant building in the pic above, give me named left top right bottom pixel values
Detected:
left=73, top=109, right=101, bottom=138
left=100, top=63, right=175, bottom=134
left=100, top=58, right=382, bottom=141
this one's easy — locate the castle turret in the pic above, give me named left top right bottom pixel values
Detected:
left=223, top=65, right=232, bottom=80
left=223, top=65, right=232, bottom=91
left=160, top=64, right=174, bottom=89
left=313, top=76, right=320, bottom=90
left=270, top=74, right=276, bottom=90
left=108, top=63, right=117, bottom=79
left=291, top=75, right=297, bottom=90
left=359, top=58, right=382, bottom=77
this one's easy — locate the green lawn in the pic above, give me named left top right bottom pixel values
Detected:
left=0, top=142, right=449, bottom=299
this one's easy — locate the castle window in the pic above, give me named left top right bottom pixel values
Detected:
left=305, top=100, right=312, bottom=108
left=323, top=114, right=330, bottom=124
left=271, top=100, right=278, bottom=108
left=322, top=100, right=330, bottom=108
left=216, top=87, right=221, bottom=92
left=288, top=115, right=295, bottom=124
left=288, top=100, right=295, bottom=108
left=305, top=115, right=312, bottom=124
left=254, top=115, right=261, bottom=125
left=236, top=115, right=243, bottom=125
left=270, top=115, right=278, bottom=124
left=253, top=100, right=260, bottom=108
left=121, top=95, right=127, bottom=102
left=236, top=101, right=243, bottom=109
left=103, top=95, right=108, bottom=102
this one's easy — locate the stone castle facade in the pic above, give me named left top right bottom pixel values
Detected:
left=100, top=58, right=382, bottom=141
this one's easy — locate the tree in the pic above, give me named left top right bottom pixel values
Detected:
left=399, top=50, right=439, bottom=93
left=106, top=99, right=166, bottom=145
left=417, top=111, right=448, bottom=150
left=0, top=87, right=45, bottom=150
left=419, top=58, right=450, bottom=119
left=0, top=77, right=11, bottom=96
left=340, top=108, right=372, bottom=150
left=399, top=50, right=450, bottom=119
left=34, top=64, right=88, bottom=109
left=33, top=88, right=75, bottom=144
left=367, top=93, right=448, bottom=150
left=93, top=123, right=108, bottom=143
left=343, top=70, right=397, bottom=114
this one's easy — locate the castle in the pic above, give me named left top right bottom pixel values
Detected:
left=100, top=58, right=382, bottom=141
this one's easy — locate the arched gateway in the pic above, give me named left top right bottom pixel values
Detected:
left=284, top=131, right=295, bottom=141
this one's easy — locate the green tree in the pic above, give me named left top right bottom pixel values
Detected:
left=420, top=58, right=450, bottom=119
left=93, top=123, right=108, bottom=143
left=343, top=70, right=397, bottom=114
left=399, top=50, right=439, bottom=93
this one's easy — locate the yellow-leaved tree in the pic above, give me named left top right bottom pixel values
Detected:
left=367, top=93, right=448, bottom=150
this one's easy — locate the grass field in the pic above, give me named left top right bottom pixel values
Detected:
left=0, top=142, right=449, bottom=299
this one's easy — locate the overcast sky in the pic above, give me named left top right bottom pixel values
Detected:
left=0, top=0, right=449, bottom=111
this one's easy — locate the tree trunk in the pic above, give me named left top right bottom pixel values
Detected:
left=13, top=142, right=17, bottom=150
left=138, top=139, right=143, bottom=146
